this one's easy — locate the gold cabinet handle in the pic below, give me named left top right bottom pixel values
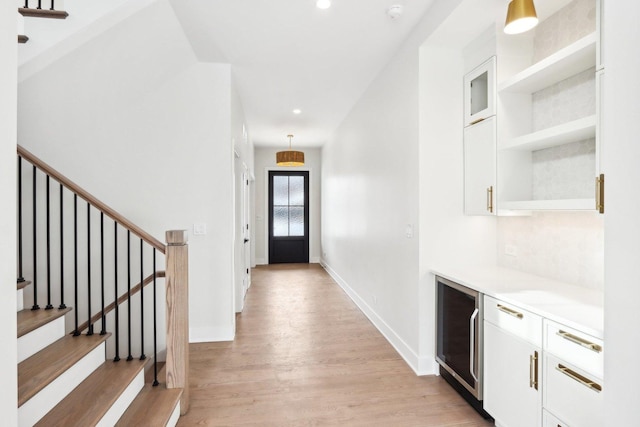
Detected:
left=557, top=330, right=603, bottom=353
left=556, top=364, right=602, bottom=392
left=497, top=304, right=523, bottom=319
left=596, top=174, right=605, bottom=214
left=487, top=186, right=494, bottom=213
left=470, top=117, right=486, bottom=125
left=529, top=351, right=538, bottom=390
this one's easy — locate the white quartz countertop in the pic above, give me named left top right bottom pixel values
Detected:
left=431, top=265, right=604, bottom=339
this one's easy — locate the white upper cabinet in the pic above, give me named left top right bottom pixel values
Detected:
left=464, top=116, right=496, bottom=216
left=464, top=56, right=496, bottom=127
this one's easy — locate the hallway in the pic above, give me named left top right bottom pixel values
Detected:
left=178, top=264, right=492, bottom=426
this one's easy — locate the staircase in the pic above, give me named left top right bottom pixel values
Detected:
left=15, top=146, right=189, bottom=426
left=17, top=0, right=69, bottom=44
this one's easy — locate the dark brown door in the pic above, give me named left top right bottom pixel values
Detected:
left=268, top=171, right=309, bottom=264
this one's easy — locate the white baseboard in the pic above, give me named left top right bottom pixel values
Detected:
left=321, top=261, right=435, bottom=376
left=189, top=326, right=234, bottom=343
left=255, top=258, right=267, bottom=265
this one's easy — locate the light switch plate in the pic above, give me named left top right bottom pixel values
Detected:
left=193, top=223, right=207, bottom=235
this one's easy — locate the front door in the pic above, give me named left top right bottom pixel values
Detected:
left=268, top=171, right=309, bottom=264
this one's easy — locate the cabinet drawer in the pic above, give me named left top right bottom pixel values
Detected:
left=484, top=296, right=542, bottom=346
left=544, top=353, right=603, bottom=427
left=543, top=409, right=569, bottom=427
left=545, top=319, right=603, bottom=378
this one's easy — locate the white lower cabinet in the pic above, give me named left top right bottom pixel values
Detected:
left=543, top=409, right=568, bottom=427
left=544, top=353, right=603, bottom=427
left=484, top=321, right=541, bottom=427
left=483, top=296, right=604, bottom=427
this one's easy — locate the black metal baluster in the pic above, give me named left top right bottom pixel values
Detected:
left=37, top=0, right=42, bottom=10
left=152, top=248, right=158, bottom=386
left=100, top=212, right=106, bottom=335
left=50, top=0, right=55, bottom=11
left=87, top=202, right=93, bottom=336
left=45, top=175, right=53, bottom=310
left=73, top=194, right=80, bottom=336
left=114, top=222, right=120, bottom=362
left=139, top=239, right=146, bottom=361
left=126, top=230, right=133, bottom=361
left=59, top=184, right=66, bottom=309
left=17, top=157, right=25, bottom=283
left=24, top=1, right=29, bottom=9
left=32, top=165, right=39, bottom=310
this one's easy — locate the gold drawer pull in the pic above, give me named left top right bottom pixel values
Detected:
left=557, top=330, right=602, bottom=353
left=556, top=364, right=602, bottom=392
left=497, top=304, right=523, bottom=319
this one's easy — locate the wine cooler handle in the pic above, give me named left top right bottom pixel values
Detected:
left=470, top=308, right=479, bottom=383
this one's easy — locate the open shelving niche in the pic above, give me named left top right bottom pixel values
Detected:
left=496, top=28, right=600, bottom=214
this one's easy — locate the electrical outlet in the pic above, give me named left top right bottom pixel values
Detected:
left=505, top=244, right=517, bottom=257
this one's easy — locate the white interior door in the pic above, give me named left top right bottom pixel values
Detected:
left=242, top=171, right=251, bottom=293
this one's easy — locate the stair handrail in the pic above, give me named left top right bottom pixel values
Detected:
left=17, top=145, right=165, bottom=254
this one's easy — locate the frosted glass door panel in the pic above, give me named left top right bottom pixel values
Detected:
left=289, top=176, right=305, bottom=206
left=273, top=207, right=289, bottom=237
left=273, top=176, right=289, bottom=206
left=289, top=207, right=304, bottom=236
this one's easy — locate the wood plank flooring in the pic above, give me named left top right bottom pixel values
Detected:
left=178, top=264, right=493, bottom=426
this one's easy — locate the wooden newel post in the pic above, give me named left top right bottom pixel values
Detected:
left=165, top=230, right=189, bottom=414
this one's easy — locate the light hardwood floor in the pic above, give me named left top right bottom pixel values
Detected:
left=178, top=263, right=493, bottom=426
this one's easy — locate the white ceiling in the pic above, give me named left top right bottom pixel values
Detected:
left=169, top=0, right=436, bottom=147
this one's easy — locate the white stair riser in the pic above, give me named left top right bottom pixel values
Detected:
left=96, top=370, right=144, bottom=427
left=18, top=315, right=66, bottom=363
left=19, top=343, right=105, bottom=427
left=167, top=401, right=181, bottom=427
left=17, top=288, right=24, bottom=311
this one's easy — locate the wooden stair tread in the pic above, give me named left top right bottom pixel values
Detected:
left=115, top=384, right=182, bottom=427
left=35, top=359, right=148, bottom=427
left=18, top=8, right=68, bottom=19
left=17, top=307, right=72, bottom=338
left=18, top=35, right=29, bottom=43
left=17, top=280, right=31, bottom=290
left=18, top=333, right=110, bottom=407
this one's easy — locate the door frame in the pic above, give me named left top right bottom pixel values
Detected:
left=263, top=166, right=313, bottom=265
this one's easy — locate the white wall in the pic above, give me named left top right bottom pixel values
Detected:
left=254, top=147, right=322, bottom=265
left=320, top=0, right=465, bottom=374
left=603, top=1, right=640, bottom=423
left=0, top=3, right=18, bottom=425
left=18, top=0, right=237, bottom=342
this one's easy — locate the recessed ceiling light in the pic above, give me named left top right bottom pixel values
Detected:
left=293, top=109, right=302, bottom=115
left=316, top=0, right=331, bottom=10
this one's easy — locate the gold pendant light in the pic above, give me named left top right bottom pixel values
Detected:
left=276, top=134, right=305, bottom=166
left=504, top=0, right=538, bottom=35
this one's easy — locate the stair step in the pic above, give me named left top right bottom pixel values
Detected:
left=18, top=8, right=69, bottom=19
left=17, top=280, right=31, bottom=290
left=18, top=333, right=110, bottom=407
left=115, top=384, right=182, bottom=427
left=17, top=307, right=71, bottom=338
left=36, top=359, right=148, bottom=427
